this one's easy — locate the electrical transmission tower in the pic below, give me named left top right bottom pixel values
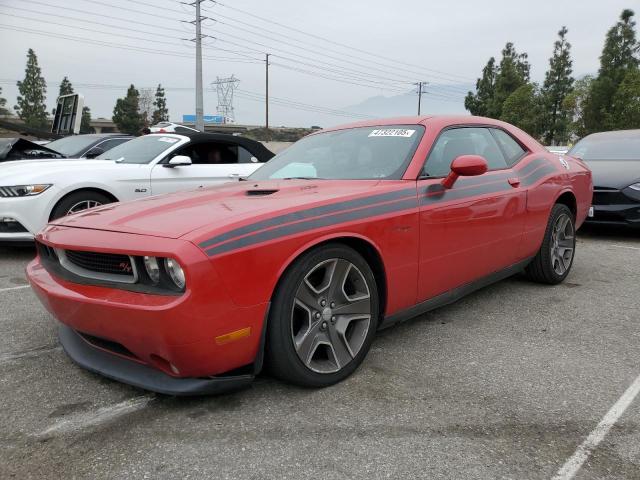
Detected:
left=211, top=75, right=240, bottom=123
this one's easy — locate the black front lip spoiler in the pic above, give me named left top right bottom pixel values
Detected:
left=58, top=324, right=255, bottom=396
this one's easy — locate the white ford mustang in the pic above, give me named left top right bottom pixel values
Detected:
left=0, top=133, right=274, bottom=243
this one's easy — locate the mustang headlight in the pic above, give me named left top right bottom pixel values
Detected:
left=164, top=258, right=185, bottom=289
left=0, top=184, right=52, bottom=197
left=629, top=183, right=640, bottom=191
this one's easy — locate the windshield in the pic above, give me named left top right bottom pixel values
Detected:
left=249, top=125, right=425, bottom=181
left=46, top=135, right=98, bottom=156
left=97, top=135, right=183, bottom=164
left=569, top=135, right=640, bottom=161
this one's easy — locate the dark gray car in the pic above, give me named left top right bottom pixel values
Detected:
left=568, top=129, right=640, bottom=228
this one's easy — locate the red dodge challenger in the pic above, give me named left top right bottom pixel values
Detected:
left=27, top=116, right=592, bottom=395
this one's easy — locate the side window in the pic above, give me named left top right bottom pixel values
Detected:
left=491, top=129, right=526, bottom=166
left=176, top=143, right=240, bottom=165
left=97, top=138, right=130, bottom=153
left=238, top=146, right=260, bottom=163
left=423, top=127, right=508, bottom=177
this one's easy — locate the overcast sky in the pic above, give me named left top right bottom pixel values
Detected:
left=0, top=0, right=635, bottom=128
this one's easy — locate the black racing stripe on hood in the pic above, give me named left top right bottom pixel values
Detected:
left=205, top=197, right=418, bottom=257
left=199, top=187, right=417, bottom=248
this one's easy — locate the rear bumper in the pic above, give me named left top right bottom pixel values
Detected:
left=59, top=324, right=254, bottom=396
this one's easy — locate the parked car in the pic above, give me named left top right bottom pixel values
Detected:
left=568, top=129, right=640, bottom=228
left=0, top=134, right=132, bottom=163
left=0, top=132, right=274, bottom=243
left=27, top=116, right=592, bottom=395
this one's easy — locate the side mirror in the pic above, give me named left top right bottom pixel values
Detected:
left=441, top=155, right=488, bottom=189
left=164, top=155, right=192, bottom=168
left=85, top=147, right=104, bottom=159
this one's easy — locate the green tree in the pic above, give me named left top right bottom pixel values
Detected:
left=489, top=42, right=530, bottom=118
left=465, top=57, right=497, bottom=116
left=0, top=87, right=9, bottom=116
left=563, top=76, right=594, bottom=140
left=609, top=69, right=640, bottom=129
left=500, top=83, right=543, bottom=138
left=583, top=9, right=639, bottom=132
left=80, top=106, right=94, bottom=134
left=541, top=27, right=574, bottom=145
left=151, top=84, right=169, bottom=124
left=112, top=84, right=143, bottom=135
left=58, top=76, right=74, bottom=96
left=14, top=48, right=48, bottom=130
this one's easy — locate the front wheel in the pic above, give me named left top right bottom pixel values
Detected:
left=525, top=204, right=576, bottom=284
left=266, top=244, right=379, bottom=387
left=50, top=190, right=113, bottom=220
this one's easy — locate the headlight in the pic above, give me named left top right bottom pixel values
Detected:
left=629, top=183, right=640, bottom=191
left=164, top=258, right=185, bottom=289
left=143, top=256, right=160, bottom=284
left=0, top=184, right=52, bottom=197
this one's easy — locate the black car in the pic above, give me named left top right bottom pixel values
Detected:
left=0, top=133, right=133, bottom=162
left=568, top=129, right=640, bottom=228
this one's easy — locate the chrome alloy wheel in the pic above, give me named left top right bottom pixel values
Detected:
left=291, top=258, right=372, bottom=374
left=66, top=200, right=102, bottom=215
left=550, top=213, right=575, bottom=276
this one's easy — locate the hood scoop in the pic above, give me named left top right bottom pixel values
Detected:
left=246, top=189, right=279, bottom=196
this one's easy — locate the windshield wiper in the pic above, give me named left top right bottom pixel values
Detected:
left=283, top=176, right=321, bottom=180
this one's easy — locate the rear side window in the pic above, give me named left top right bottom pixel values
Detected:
left=423, top=127, right=508, bottom=177
left=491, top=129, right=526, bottom=166
left=96, top=138, right=130, bottom=153
left=238, top=146, right=260, bottom=163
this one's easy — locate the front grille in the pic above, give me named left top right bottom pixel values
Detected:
left=65, top=250, right=134, bottom=277
left=0, top=220, right=28, bottom=233
left=592, top=187, right=630, bottom=206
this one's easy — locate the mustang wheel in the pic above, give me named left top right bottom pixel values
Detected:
left=51, top=190, right=113, bottom=220
left=525, top=204, right=575, bottom=284
left=266, top=244, right=379, bottom=387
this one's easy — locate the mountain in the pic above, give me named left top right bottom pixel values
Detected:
left=342, top=84, right=472, bottom=118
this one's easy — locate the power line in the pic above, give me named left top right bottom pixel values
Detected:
left=0, top=23, right=260, bottom=63
left=211, top=0, right=475, bottom=83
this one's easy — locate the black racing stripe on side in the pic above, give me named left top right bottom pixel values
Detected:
left=516, top=158, right=547, bottom=176
left=198, top=187, right=416, bottom=248
left=448, top=158, right=545, bottom=189
left=521, top=165, right=557, bottom=186
left=205, top=197, right=418, bottom=257
left=420, top=161, right=557, bottom=205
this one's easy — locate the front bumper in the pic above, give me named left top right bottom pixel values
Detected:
left=0, top=190, right=55, bottom=243
left=28, top=226, right=269, bottom=394
left=59, top=324, right=254, bottom=396
left=586, top=203, right=640, bottom=227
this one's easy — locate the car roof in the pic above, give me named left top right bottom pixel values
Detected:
left=322, top=115, right=521, bottom=132
left=147, top=132, right=275, bottom=160
left=582, top=129, right=640, bottom=140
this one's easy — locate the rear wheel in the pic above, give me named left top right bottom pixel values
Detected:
left=50, top=190, right=113, bottom=220
left=266, top=244, right=379, bottom=387
left=525, top=204, right=575, bottom=284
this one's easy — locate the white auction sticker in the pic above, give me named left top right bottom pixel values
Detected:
left=368, top=129, right=416, bottom=138
left=158, top=137, right=179, bottom=143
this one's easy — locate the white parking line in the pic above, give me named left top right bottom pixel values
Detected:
left=0, top=345, right=61, bottom=365
left=0, top=285, right=30, bottom=293
left=610, top=244, right=640, bottom=251
left=552, top=373, right=640, bottom=480
left=37, top=395, right=154, bottom=437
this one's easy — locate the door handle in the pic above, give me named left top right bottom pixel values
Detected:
left=508, top=177, right=520, bottom=188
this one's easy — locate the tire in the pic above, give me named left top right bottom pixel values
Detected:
left=524, top=204, right=576, bottom=284
left=266, top=243, right=379, bottom=387
left=50, top=190, right=113, bottom=220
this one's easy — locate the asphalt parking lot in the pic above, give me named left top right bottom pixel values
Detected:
left=1, top=228, right=639, bottom=479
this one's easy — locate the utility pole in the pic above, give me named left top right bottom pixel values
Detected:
left=265, top=53, right=270, bottom=137
left=415, top=81, right=428, bottom=115
left=194, top=0, right=204, bottom=131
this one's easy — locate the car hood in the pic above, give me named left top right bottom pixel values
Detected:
left=586, top=159, right=640, bottom=189
left=0, top=137, right=64, bottom=161
left=50, top=179, right=392, bottom=240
